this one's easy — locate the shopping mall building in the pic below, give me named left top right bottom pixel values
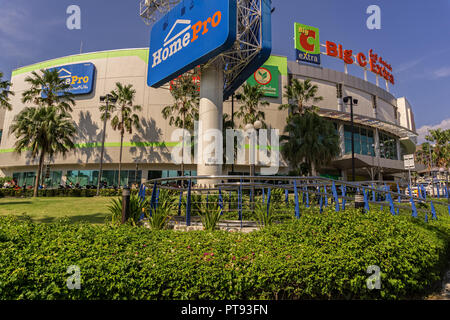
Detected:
left=0, top=47, right=418, bottom=187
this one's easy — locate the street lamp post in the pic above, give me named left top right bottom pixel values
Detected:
left=245, top=120, right=262, bottom=210
left=97, top=94, right=117, bottom=196
left=343, top=97, right=359, bottom=182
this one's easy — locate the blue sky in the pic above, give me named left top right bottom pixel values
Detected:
left=1, top=0, right=449, bottom=141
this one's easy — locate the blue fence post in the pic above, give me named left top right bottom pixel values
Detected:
left=186, top=180, right=192, bottom=226
left=219, top=188, right=223, bottom=215
left=155, top=188, right=160, bottom=209
left=324, top=185, right=328, bottom=207
left=285, top=188, right=289, bottom=206
left=430, top=201, right=438, bottom=220
left=410, top=197, right=418, bottom=218
left=238, top=179, right=243, bottom=228
left=421, top=184, right=427, bottom=200
left=262, top=188, right=265, bottom=204
left=332, top=181, right=340, bottom=212
left=177, top=190, right=182, bottom=216
left=149, top=181, right=157, bottom=217
left=267, top=188, right=272, bottom=218
left=139, top=184, right=146, bottom=221
left=305, top=186, right=310, bottom=208
left=206, top=192, right=209, bottom=207
left=319, top=186, right=324, bottom=213
left=363, top=188, right=370, bottom=212
left=294, top=180, right=300, bottom=219
left=387, top=192, right=395, bottom=215
left=437, top=184, right=440, bottom=198
left=341, top=185, right=346, bottom=211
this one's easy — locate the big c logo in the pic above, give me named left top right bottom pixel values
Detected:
left=294, top=23, right=321, bottom=65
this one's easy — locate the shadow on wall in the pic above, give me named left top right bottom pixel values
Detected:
left=130, top=118, right=170, bottom=163
left=75, top=110, right=112, bottom=164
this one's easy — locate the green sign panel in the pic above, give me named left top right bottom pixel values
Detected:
left=294, top=22, right=321, bottom=65
left=247, top=65, right=279, bottom=98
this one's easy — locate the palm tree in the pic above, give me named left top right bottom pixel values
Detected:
left=9, top=106, right=76, bottom=197
left=235, top=83, right=268, bottom=126
left=22, top=69, right=75, bottom=112
left=281, top=109, right=340, bottom=176
left=416, top=142, right=434, bottom=170
left=109, top=83, right=142, bottom=187
left=162, top=71, right=200, bottom=175
left=425, top=129, right=450, bottom=168
left=0, top=72, right=14, bottom=111
left=279, top=78, right=323, bottom=117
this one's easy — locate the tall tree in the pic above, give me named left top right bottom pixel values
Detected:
left=0, top=72, right=14, bottom=111
left=9, top=106, right=76, bottom=197
left=281, top=109, right=340, bottom=176
left=416, top=142, right=435, bottom=171
left=279, top=78, right=323, bottom=117
left=162, top=71, right=200, bottom=175
left=22, top=69, right=75, bottom=112
left=425, top=128, right=450, bottom=168
left=109, top=82, right=142, bottom=187
left=235, top=83, right=268, bottom=126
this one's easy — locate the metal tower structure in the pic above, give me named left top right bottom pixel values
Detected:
left=139, top=0, right=182, bottom=27
left=209, top=0, right=269, bottom=100
left=139, top=0, right=270, bottom=99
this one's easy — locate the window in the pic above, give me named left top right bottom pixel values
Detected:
left=379, top=132, right=398, bottom=160
left=344, top=125, right=375, bottom=157
left=66, top=170, right=142, bottom=187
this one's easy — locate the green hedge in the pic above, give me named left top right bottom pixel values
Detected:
left=1, top=208, right=449, bottom=300
left=0, top=188, right=133, bottom=198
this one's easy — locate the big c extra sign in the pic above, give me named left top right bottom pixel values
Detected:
left=45, top=63, right=95, bottom=96
left=295, top=23, right=321, bottom=65
left=148, top=0, right=237, bottom=88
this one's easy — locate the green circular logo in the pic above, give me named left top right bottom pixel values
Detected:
left=254, top=67, right=272, bottom=86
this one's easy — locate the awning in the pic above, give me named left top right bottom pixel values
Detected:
left=317, top=108, right=418, bottom=139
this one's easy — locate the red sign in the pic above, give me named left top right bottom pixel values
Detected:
left=325, top=41, right=394, bottom=85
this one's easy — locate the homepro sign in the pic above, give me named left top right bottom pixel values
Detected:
left=147, top=0, right=237, bottom=88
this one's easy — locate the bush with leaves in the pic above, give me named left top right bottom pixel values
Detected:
left=200, top=202, right=222, bottom=231
left=254, top=202, right=274, bottom=229
left=0, top=207, right=450, bottom=300
left=108, top=193, right=149, bottom=226
left=146, top=197, right=173, bottom=230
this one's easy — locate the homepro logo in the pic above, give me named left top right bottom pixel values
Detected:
left=152, top=11, right=223, bottom=68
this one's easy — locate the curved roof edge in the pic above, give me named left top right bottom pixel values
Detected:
left=12, top=48, right=150, bottom=77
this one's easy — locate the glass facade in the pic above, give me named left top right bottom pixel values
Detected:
left=66, top=170, right=142, bottom=187
left=12, top=172, right=37, bottom=187
left=344, top=125, right=375, bottom=157
left=379, top=132, right=398, bottom=160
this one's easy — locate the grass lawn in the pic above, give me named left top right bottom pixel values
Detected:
left=0, top=197, right=113, bottom=224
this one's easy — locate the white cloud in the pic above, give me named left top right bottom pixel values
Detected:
left=433, top=66, right=450, bottom=79
left=416, top=118, right=450, bottom=144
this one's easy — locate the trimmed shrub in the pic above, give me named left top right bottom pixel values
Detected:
left=0, top=207, right=449, bottom=300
